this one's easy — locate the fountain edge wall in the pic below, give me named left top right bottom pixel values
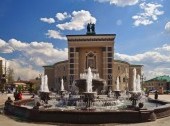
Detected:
left=3, top=99, right=162, bottom=124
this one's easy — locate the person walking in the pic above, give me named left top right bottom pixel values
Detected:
left=155, top=91, right=158, bottom=100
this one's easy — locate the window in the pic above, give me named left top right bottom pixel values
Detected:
left=108, top=80, right=112, bottom=85
left=86, top=52, right=96, bottom=69
left=108, top=64, right=112, bottom=68
left=108, top=47, right=112, bottom=51
left=108, top=69, right=112, bottom=73
left=108, top=58, right=112, bottom=62
left=108, top=75, right=112, bottom=79
left=70, top=53, right=74, bottom=57
left=108, top=53, right=112, bottom=57
left=70, top=75, right=74, bottom=80
left=102, top=47, right=106, bottom=51
left=63, top=76, right=67, bottom=82
left=70, top=59, right=74, bottom=63
left=70, top=48, right=74, bottom=52
left=70, top=64, right=74, bottom=68
left=69, top=75, right=74, bottom=85
left=70, top=69, right=74, bottom=74
left=76, top=48, right=79, bottom=52
left=123, top=78, right=126, bottom=82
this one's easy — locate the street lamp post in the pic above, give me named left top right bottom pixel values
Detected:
left=141, top=74, right=146, bottom=91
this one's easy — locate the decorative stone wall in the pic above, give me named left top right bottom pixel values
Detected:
left=5, top=99, right=163, bottom=124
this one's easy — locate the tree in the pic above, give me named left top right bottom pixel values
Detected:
left=7, top=67, right=15, bottom=84
left=27, top=81, right=34, bottom=93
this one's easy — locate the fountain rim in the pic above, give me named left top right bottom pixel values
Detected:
left=4, top=97, right=170, bottom=124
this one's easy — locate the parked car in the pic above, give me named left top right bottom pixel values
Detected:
left=163, top=90, right=170, bottom=94
left=149, top=90, right=157, bottom=93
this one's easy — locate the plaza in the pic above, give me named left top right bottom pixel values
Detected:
left=1, top=24, right=169, bottom=125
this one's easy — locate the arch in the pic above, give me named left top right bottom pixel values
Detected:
left=86, top=51, right=96, bottom=69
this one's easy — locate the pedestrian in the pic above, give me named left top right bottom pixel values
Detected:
left=14, top=90, right=18, bottom=101
left=17, top=91, right=22, bottom=100
left=155, top=91, right=158, bottom=100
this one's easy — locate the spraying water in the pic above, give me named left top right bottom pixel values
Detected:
left=132, top=68, right=142, bottom=92
left=40, top=75, right=49, bottom=92
left=61, top=79, right=65, bottom=91
left=86, top=67, right=93, bottom=92
left=132, top=68, right=137, bottom=92
left=136, top=74, right=141, bottom=92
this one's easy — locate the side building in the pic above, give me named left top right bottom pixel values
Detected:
left=43, top=59, right=143, bottom=92
left=143, top=75, right=170, bottom=93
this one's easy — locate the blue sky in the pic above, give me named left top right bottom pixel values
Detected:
left=0, top=0, right=170, bottom=80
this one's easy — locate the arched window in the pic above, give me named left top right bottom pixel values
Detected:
left=86, top=51, right=96, bottom=69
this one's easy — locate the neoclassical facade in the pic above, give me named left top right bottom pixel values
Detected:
left=43, top=24, right=143, bottom=92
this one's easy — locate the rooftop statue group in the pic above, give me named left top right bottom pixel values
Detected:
left=86, top=23, right=95, bottom=35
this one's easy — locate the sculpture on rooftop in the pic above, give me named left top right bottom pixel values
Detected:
left=87, top=23, right=96, bottom=35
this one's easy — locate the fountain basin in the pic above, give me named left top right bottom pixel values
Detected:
left=4, top=98, right=170, bottom=124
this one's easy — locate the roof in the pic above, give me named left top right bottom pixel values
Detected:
left=130, top=64, right=143, bottom=67
left=43, top=60, right=68, bottom=68
left=42, top=65, right=53, bottom=68
left=114, top=60, right=130, bottom=65
left=53, top=60, right=68, bottom=66
left=66, top=34, right=116, bottom=37
left=146, top=75, right=170, bottom=82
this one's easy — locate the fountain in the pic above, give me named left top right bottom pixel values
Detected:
left=136, top=74, right=141, bottom=92
left=77, top=70, right=104, bottom=94
left=39, top=75, right=50, bottom=103
left=83, top=67, right=96, bottom=109
left=40, top=75, right=49, bottom=93
left=114, top=77, right=121, bottom=99
left=129, top=68, right=142, bottom=107
left=59, top=79, right=66, bottom=97
left=4, top=67, right=170, bottom=124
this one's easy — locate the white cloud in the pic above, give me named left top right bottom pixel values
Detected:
left=56, top=12, right=71, bottom=21
left=95, top=0, right=139, bottom=7
left=115, top=44, right=170, bottom=80
left=0, top=39, right=13, bottom=53
left=0, top=38, right=68, bottom=80
left=40, top=17, right=55, bottom=24
left=165, top=22, right=170, bottom=33
left=45, top=30, right=67, bottom=40
left=8, top=39, right=29, bottom=51
left=9, top=59, right=41, bottom=80
left=56, top=10, right=96, bottom=31
left=132, top=2, right=164, bottom=26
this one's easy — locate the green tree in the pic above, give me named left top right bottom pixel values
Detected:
left=27, top=81, right=34, bottom=93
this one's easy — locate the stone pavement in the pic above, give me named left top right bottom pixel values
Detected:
left=0, top=92, right=32, bottom=105
left=0, top=93, right=8, bottom=106
left=0, top=94, right=170, bottom=126
left=149, top=94, right=170, bottom=102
